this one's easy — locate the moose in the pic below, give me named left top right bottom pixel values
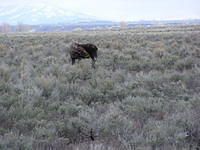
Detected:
left=69, top=42, right=98, bottom=68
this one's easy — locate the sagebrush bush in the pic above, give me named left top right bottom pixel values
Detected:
left=0, top=24, right=200, bottom=150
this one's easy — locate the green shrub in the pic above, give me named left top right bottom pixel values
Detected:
left=175, top=57, right=195, bottom=71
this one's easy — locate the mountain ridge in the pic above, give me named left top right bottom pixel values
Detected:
left=0, top=3, right=106, bottom=25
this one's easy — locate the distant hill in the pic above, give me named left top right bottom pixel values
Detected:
left=0, top=3, right=108, bottom=25
left=127, top=19, right=200, bottom=25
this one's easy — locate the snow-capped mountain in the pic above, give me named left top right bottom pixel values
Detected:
left=0, top=3, right=102, bottom=25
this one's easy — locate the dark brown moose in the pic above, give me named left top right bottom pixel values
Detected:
left=69, top=43, right=98, bottom=68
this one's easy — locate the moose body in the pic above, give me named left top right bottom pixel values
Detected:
left=69, top=43, right=98, bottom=67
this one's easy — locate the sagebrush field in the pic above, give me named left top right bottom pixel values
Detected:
left=0, top=24, right=200, bottom=150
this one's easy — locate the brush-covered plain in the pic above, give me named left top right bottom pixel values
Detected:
left=0, top=24, right=200, bottom=150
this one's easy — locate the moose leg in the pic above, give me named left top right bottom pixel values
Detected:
left=72, top=58, right=75, bottom=65
left=91, top=59, right=96, bottom=69
left=78, top=59, right=81, bottom=63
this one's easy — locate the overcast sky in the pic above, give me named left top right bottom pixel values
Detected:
left=1, top=0, right=200, bottom=21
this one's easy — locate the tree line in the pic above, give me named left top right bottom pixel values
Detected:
left=0, top=23, right=33, bottom=33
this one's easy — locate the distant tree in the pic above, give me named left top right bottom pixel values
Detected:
left=119, top=21, right=127, bottom=28
left=0, top=23, right=10, bottom=33
left=15, top=23, right=31, bottom=32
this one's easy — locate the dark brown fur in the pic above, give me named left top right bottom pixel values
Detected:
left=69, top=43, right=98, bottom=68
